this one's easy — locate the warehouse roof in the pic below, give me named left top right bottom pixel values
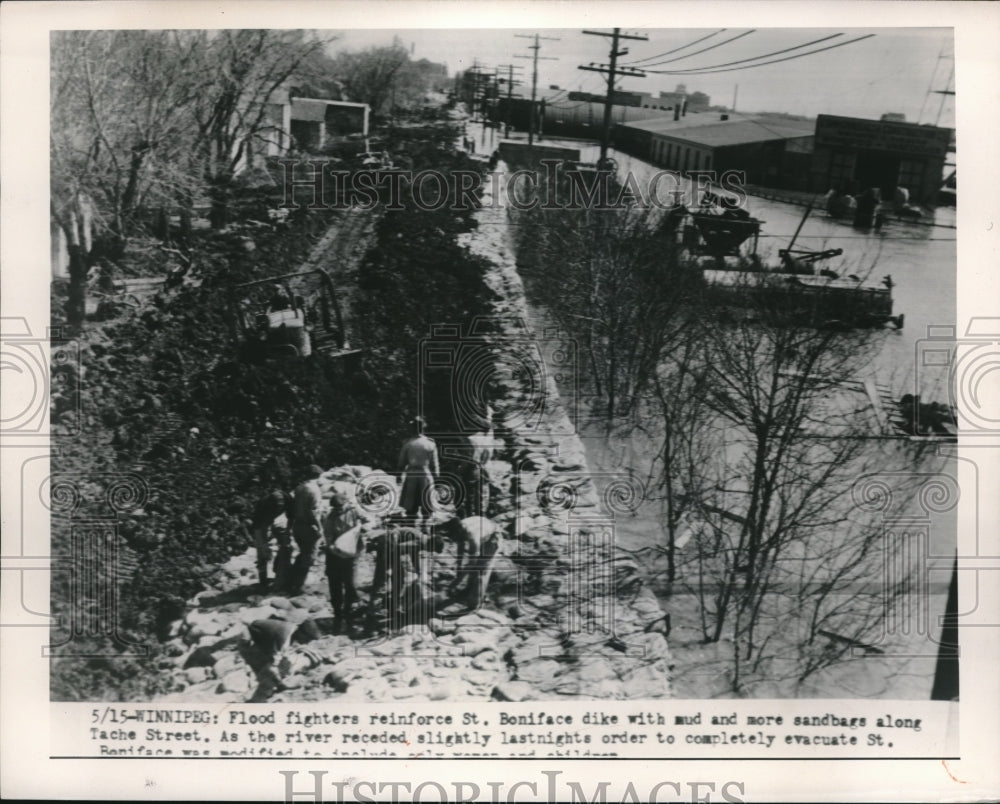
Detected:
left=622, top=114, right=815, bottom=147
left=291, top=97, right=369, bottom=122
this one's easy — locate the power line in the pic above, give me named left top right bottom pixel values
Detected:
left=639, top=29, right=756, bottom=68
left=644, top=34, right=876, bottom=75
left=917, top=37, right=952, bottom=125
left=934, top=60, right=955, bottom=127
left=623, top=29, right=727, bottom=65
left=656, top=33, right=846, bottom=75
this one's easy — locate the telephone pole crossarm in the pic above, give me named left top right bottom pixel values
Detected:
left=515, top=32, right=560, bottom=146
left=578, top=28, right=648, bottom=165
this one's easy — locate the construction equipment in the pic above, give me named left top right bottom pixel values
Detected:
left=684, top=190, right=764, bottom=259
left=355, top=138, right=396, bottom=170
left=233, top=269, right=360, bottom=362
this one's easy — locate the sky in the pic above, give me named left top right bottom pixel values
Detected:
left=328, top=28, right=955, bottom=127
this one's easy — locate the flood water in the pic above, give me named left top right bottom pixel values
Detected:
left=493, top=135, right=959, bottom=699
left=607, top=146, right=958, bottom=398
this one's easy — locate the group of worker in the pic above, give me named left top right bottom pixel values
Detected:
left=249, top=416, right=500, bottom=633
left=825, top=185, right=922, bottom=230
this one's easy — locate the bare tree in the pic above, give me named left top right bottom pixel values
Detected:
left=185, top=30, right=334, bottom=228
left=646, top=334, right=715, bottom=583
left=51, top=30, right=205, bottom=328
left=667, top=295, right=939, bottom=692
left=517, top=199, right=698, bottom=422
left=50, top=30, right=337, bottom=328
left=329, top=41, right=410, bottom=116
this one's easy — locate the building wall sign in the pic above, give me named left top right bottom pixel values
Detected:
left=815, top=115, right=951, bottom=158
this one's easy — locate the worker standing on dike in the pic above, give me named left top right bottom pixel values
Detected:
left=250, top=488, right=293, bottom=591
left=287, top=464, right=324, bottom=595
left=397, top=416, right=439, bottom=531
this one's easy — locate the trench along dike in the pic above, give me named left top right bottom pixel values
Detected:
left=156, top=165, right=672, bottom=705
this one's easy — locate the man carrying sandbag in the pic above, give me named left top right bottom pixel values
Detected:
left=323, top=485, right=370, bottom=633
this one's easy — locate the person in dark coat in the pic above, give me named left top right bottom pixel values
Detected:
left=250, top=488, right=293, bottom=590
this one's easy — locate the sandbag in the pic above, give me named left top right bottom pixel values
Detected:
left=329, top=523, right=363, bottom=559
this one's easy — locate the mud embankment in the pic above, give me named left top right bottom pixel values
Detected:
left=153, top=168, right=672, bottom=703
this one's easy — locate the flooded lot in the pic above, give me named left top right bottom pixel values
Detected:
left=503, top=139, right=958, bottom=698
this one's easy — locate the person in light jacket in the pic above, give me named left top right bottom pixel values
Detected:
left=323, top=486, right=368, bottom=632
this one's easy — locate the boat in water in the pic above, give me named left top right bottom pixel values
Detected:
left=700, top=268, right=899, bottom=330
left=665, top=191, right=903, bottom=329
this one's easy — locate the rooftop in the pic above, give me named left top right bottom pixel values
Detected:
left=291, top=97, right=369, bottom=122
left=621, top=113, right=816, bottom=147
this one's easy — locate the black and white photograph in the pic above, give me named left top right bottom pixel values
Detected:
left=2, top=1, right=999, bottom=801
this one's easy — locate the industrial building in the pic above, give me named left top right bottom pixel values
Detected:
left=614, top=113, right=816, bottom=188
left=615, top=111, right=953, bottom=206
left=492, top=85, right=709, bottom=142
left=810, top=114, right=953, bottom=207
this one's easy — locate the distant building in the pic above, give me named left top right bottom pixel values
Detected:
left=289, top=97, right=370, bottom=151
left=614, top=111, right=954, bottom=206
left=564, top=84, right=708, bottom=113
left=538, top=98, right=689, bottom=140
left=811, top=114, right=952, bottom=206
left=615, top=113, right=815, bottom=188
left=244, top=90, right=370, bottom=168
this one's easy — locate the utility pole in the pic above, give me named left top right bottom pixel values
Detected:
left=496, top=64, right=523, bottom=138
left=479, top=67, right=492, bottom=147
left=579, top=28, right=648, bottom=166
left=516, top=33, right=559, bottom=146
left=491, top=68, right=500, bottom=148
left=933, top=65, right=955, bottom=127
left=467, top=62, right=493, bottom=147
left=467, top=59, right=480, bottom=109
